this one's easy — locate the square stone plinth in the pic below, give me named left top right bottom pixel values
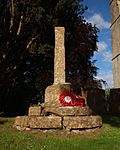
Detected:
left=28, top=106, right=41, bottom=116
left=29, top=116, right=62, bottom=129
left=44, top=83, right=71, bottom=107
left=63, top=116, right=102, bottom=130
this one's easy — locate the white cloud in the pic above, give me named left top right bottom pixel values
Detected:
left=94, top=41, right=113, bottom=88
left=97, top=41, right=107, bottom=52
left=96, top=41, right=112, bottom=63
left=87, top=13, right=110, bottom=29
left=103, top=51, right=112, bottom=62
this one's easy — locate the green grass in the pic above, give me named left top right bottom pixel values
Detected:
left=0, top=116, right=120, bottom=150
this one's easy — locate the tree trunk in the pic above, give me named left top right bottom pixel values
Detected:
left=81, top=88, right=88, bottom=105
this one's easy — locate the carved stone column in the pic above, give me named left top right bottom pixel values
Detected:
left=54, top=27, right=65, bottom=84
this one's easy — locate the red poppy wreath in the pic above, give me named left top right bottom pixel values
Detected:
left=59, top=91, right=85, bottom=106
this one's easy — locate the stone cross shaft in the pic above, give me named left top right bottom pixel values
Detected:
left=54, top=27, right=65, bottom=84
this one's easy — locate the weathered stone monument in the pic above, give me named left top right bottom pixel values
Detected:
left=110, top=0, right=120, bottom=88
left=45, top=27, right=71, bottom=107
left=14, top=27, right=102, bottom=133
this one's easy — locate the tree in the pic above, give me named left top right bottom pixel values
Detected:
left=0, top=0, right=44, bottom=115
left=0, top=0, right=99, bottom=115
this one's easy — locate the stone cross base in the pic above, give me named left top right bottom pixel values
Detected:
left=44, top=83, right=71, bottom=107
left=14, top=115, right=102, bottom=132
left=14, top=105, right=102, bottom=132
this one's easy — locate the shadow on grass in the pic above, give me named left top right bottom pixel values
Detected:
left=102, top=115, right=120, bottom=128
left=0, top=118, right=8, bottom=125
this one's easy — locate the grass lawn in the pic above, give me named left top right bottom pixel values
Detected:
left=0, top=115, right=120, bottom=150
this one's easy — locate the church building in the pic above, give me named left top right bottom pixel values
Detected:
left=110, top=0, right=120, bottom=88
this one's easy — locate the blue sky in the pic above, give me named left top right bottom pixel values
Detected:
left=83, top=0, right=113, bottom=88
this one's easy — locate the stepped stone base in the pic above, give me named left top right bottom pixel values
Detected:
left=14, top=105, right=102, bottom=133
left=14, top=115, right=102, bottom=132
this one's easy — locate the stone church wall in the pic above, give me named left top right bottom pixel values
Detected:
left=110, top=0, right=120, bottom=88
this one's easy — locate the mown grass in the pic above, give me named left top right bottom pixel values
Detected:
left=0, top=116, right=120, bottom=150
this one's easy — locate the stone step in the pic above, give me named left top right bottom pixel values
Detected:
left=28, top=106, right=42, bottom=116
left=42, top=106, right=92, bottom=116
left=29, top=116, right=62, bottom=129
left=63, top=116, right=102, bottom=130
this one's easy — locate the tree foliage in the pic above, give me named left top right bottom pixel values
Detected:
left=0, top=0, right=99, bottom=115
